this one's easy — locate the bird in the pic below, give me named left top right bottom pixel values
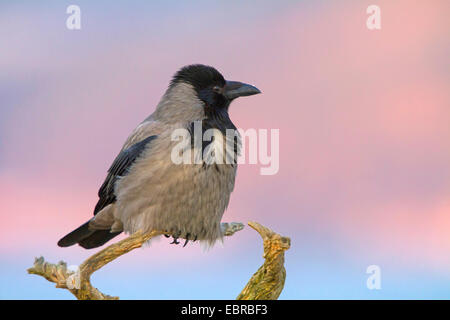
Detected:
left=57, top=64, right=261, bottom=249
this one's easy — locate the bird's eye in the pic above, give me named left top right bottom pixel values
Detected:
left=212, top=86, right=221, bottom=93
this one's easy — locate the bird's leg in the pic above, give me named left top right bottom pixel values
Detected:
left=193, top=235, right=198, bottom=242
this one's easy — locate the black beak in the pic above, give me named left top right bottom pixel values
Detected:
left=224, top=81, right=261, bottom=100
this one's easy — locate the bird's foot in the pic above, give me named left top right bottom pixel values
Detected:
left=166, top=231, right=197, bottom=247
left=169, top=231, right=181, bottom=245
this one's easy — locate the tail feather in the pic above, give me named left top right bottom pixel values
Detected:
left=57, top=221, right=121, bottom=249
left=78, top=230, right=121, bottom=249
left=57, top=221, right=94, bottom=247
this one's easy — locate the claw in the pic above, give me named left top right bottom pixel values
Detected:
left=193, top=235, right=197, bottom=242
left=183, top=233, right=191, bottom=248
left=170, top=238, right=180, bottom=245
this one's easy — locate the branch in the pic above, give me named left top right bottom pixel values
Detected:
left=28, top=221, right=290, bottom=300
left=236, top=221, right=291, bottom=300
left=27, top=222, right=245, bottom=300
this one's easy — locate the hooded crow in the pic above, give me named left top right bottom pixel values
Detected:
left=57, top=64, right=261, bottom=249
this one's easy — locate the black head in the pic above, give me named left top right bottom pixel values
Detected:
left=171, top=64, right=261, bottom=110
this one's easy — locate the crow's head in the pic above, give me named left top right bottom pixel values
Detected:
left=170, top=64, right=261, bottom=110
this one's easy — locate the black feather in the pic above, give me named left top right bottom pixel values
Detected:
left=188, top=108, right=239, bottom=165
left=57, top=221, right=93, bottom=247
left=170, top=64, right=225, bottom=93
left=78, top=230, right=122, bottom=249
left=94, top=135, right=157, bottom=215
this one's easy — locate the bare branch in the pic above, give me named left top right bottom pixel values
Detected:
left=28, top=221, right=291, bottom=300
left=236, top=221, right=291, bottom=300
left=28, top=222, right=245, bottom=300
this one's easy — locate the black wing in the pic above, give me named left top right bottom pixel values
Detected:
left=57, top=135, right=158, bottom=249
left=93, top=135, right=157, bottom=215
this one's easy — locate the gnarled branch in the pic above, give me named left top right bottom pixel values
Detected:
left=28, top=221, right=290, bottom=300
left=28, top=222, right=244, bottom=300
